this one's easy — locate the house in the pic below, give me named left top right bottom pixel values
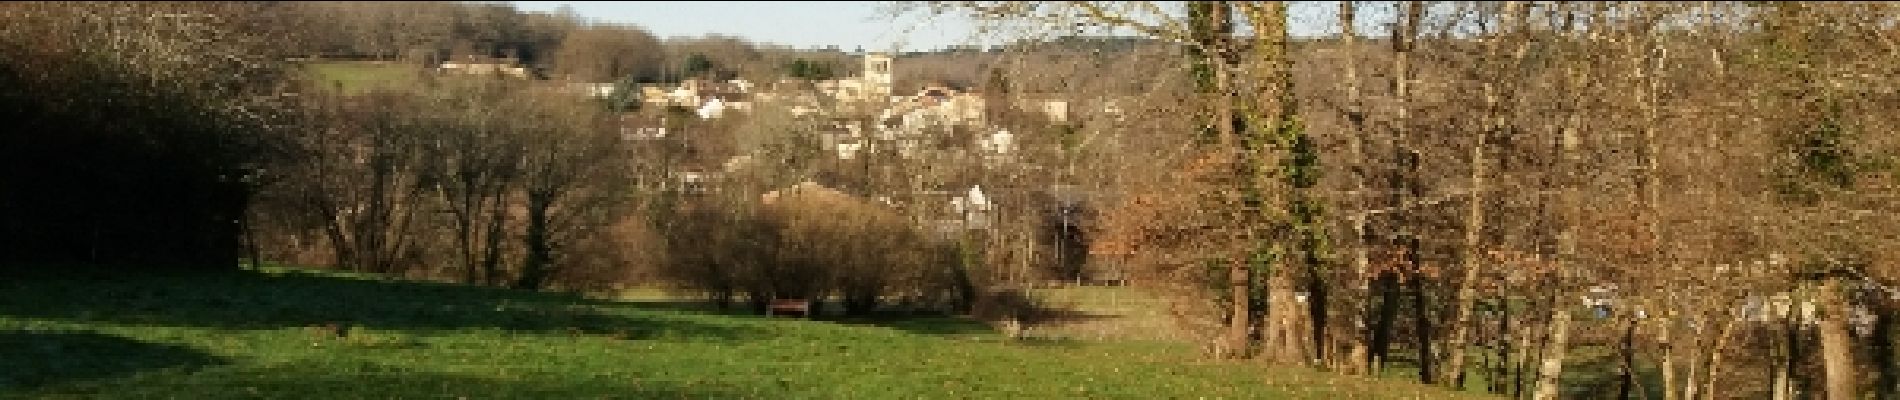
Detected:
left=438, top=56, right=530, bottom=78
left=618, top=114, right=667, bottom=140
left=975, top=129, right=1016, bottom=164
left=569, top=82, right=618, bottom=99
left=887, top=85, right=987, bottom=127
left=695, top=94, right=753, bottom=120
left=949, top=185, right=994, bottom=230
left=1013, top=96, right=1072, bottom=123
left=697, top=97, right=728, bottom=119
left=640, top=86, right=681, bottom=107
left=834, top=140, right=865, bottom=160
left=728, top=79, right=755, bottom=94
left=813, top=52, right=895, bottom=105
left=723, top=154, right=754, bottom=173
left=978, top=129, right=1015, bottom=154
left=672, top=171, right=718, bottom=195
left=761, top=180, right=855, bottom=206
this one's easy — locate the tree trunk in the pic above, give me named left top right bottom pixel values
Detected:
left=1226, top=256, right=1253, bottom=359
left=1305, top=255, right=1329, bottom=365
left=1515, top=306, right=1536, bottom=398
left=242, top=206, right=264, bottom=269
left=1772, top=342, right=1791, bottom=400
left=1703, top=319, right=1738, bottom=400
left=1371, top=270, right=1401, bottom=373
left=364, top=168, right=388, bottom=273
left=1817, top=276, right=1859, bottom=400
left=1495, top=299, right=1513, bottom=395
left=1683, top=325, right=1701, bottom=400
left=1619, top=321, right=1636, bottom=400
left=457, top=210, right=477, bottom=284
left=713, top=289, right=733, bottom=311
left=1771, top=305, right=1801, bottom=400
left=1388, top=1, right=1424, bottom=380
left=1476, top=312, right=1492, bottom=392
left=1443, top=0, right=1516, bottom=383
left=1663, top=315, right=1679, bottom=400
left=1442, top=117, right=1487, bottom=386
left=1190, top=1, right=1250, bottom=360
left=321, top=205, right=353, bottom=271
left=1269, top=0, right=1313, bottom=367
left=514, top=196, right=553, bottom=290
left=1533, top=21, right=1586, bottom=395
left=1791, top=308, right=1812, bottom=399
left=1531, top=306, right=1571, bottom=400
left=1266, top=268, right=1302, bottom=362
left=1337, top=0, right=1371, bottom=376
left=480, top=198, right=507, bottom=286
left=1412, top=254, right=1437, bottom=384
left=1873, top=297, right=1896, bottom=400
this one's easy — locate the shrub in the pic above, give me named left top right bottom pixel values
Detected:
left=654, top=182, right=970, bottom=316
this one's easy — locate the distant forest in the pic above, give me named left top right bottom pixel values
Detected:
left=272, top=2, right=1183, bottom=93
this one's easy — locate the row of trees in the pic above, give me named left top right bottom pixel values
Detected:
left=922, top=1, right=1900, bottom=399
left=262, top=0, right=1125, bottom=307
left=0, top=2, right=699, bottom=292
left=283, top=2, right=572, bottom=66
left=278, top=2, right=862, bottom=84
left=251, top=75, right=638, bottom=291
left=0, top=2, right=299, bottom=272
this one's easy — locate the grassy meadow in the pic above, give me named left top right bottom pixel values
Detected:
left=300, top=61, right=425, bottom=93
left=0, top=267, right=1498, bottom=399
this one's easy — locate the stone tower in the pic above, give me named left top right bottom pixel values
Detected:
left=863, top=52, right=893, bottom=102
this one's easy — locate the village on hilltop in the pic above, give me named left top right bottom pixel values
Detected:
left=430, top=49, right=1116, bottom=281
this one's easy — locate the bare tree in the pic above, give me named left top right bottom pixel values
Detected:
left=0, top=1, right=301, bottom=272
left=417, top=78, right=526, bottom=285
left=511, top=87, right=634, bottom=290
left=551, top=24, right=665, bottom=82
left=288, top=90, right=436, bottom=275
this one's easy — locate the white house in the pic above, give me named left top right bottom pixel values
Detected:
left=439, top=61, right=530, bottom=78
left=977, top=129, right=1016, bottom=157
left=835, top=141, right=865, bottom=160
left=570, top=82, right=617, bottom=99
left=697, top=98, right=727, bottom=119
left=949, top=185, right=994, bottom=230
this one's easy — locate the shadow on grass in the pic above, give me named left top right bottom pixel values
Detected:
left=616, top=298, right=1006, bottom=337
left=0, top=269, right=764, bottom=341
left=1034, top=308, right=1126, bottom=326
left=821, top=314, right=1000, bottom=337
left=13, top=360, right=750, bottom=399
left=819, top=308, right=1120, bottom=343
left=1004, top=334, right=1092, bottom=348
left=0, top=329, right=226, bottom=390
left=617, top=294, right=1121, bottom=341
left=618, top=299, right=729, bottom=314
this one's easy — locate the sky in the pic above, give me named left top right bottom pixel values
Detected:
left=509, top=2, right=1361, bottom=53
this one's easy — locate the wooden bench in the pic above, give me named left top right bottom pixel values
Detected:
left=768, top=299, right=810, bottom=318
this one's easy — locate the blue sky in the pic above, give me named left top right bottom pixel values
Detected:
left=510, top=2, right=1362, bottom=52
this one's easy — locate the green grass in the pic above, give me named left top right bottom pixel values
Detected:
left=301, top=61, right=422, bottom=93
left=1, top=268, right=1497, bottom=399
left=1028, top=285, right=1193, bottom=341
left=1362, top=343, right=1664, bottom=400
